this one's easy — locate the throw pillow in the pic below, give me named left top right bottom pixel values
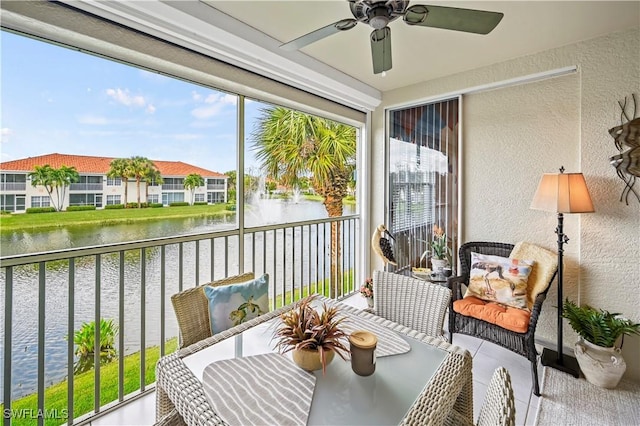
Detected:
left=509, top=242, right=558, bottom=309
left=464, top=252, right=534, bottom=310
left=203, top=273, right=270, bottom=335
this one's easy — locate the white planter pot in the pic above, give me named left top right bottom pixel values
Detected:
left=430, top=258, right=448, bottom=273
left=574, top=338, right=626, bottom=389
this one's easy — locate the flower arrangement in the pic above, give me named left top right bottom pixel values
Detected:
left=421, top=225, right=451, bottom=262
left=360, top=277, right=373, bottom=298
left=272, top=295, right=349, bottom=373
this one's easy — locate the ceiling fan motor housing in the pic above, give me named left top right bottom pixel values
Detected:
left=350, top=0, right=410, bottom=28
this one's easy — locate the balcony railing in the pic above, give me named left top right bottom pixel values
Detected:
left=206, top=184, right=225, bottom=190
left=0, top=183, right=27, bottom=191
left=0, top=215, right=359, bottom=425
left=161, top=184, right=183, bottom=191
left=69, top=183, right=104, bottom=191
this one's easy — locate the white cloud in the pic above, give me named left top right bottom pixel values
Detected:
left=106, top=88, right=147, bottom=108
left=191, top=93, right=237, bottom=120
left=1, top=128, right=12, bottom=143
left=146, top=104, right=156, bottom=114
left=191, top=104, right=223, bottom=120
left=192, top=91, right=202, bottom=102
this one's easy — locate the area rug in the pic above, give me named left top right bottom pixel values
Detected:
left=535, top=366, right=640, bottom=425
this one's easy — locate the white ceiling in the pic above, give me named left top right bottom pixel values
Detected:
left=206, top=1, right=639, bottom=92
left=49, top=0, right=639, bottom=110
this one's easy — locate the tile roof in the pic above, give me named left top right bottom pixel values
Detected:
left=0, top=153, right=226, bottom=178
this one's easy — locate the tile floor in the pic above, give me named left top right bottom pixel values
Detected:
left=92, top=295, right=541, bottom=425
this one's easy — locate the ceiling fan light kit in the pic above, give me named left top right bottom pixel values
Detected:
left=280, top=0, right=504, bottom=75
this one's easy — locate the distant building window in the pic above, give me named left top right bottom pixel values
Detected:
left=106, top=195, right=121, bottom=205
left=69, top=193, right=102, bottom=208
left=1, top=194, right=26, bottom=212
left=194, top=193, right=205, bottom=203
left=107, top=177, right=121, bottom=186
left=147, top=194, right=159, bottom=204
left=207, top=192, right=225, bottom=204
left=147, top=178, right=159, bottom=187
left=162, top=192, right=184, bottom=205
left=31, top=196, right=50, bottom=208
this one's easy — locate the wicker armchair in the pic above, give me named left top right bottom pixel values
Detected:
left=448, top=242, right=557, bottom=396
left=477, top=367, right=516, bottom=426
left=373, top=270, right=451, bottom=340
left=170, top=272, right=255, bottom=348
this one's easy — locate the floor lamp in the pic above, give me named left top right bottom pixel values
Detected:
left=530, top=166, right=594, bottom=377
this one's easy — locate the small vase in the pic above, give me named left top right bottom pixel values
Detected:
left=431, top=258, right=448, bottom=273
left=574, top=338, right=626, bottom=388
left=366, top=297, right=374, bottom=309
left=292, top=347, right=335, bottom=371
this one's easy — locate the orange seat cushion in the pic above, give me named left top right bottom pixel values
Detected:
left=453, top=296, right=530, bottom=333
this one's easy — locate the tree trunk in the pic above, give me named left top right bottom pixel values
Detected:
left=324, top=193, right=344, bottom=299
left=136, top=179, right=142, bottom=208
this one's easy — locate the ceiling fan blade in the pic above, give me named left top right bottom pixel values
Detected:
left=280, top=18, right=358, bottom=51
left=404, top=4, right=503, bottom=35
left=370, top=27, right=392, bottom=75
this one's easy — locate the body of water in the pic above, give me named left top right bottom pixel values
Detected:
left=0, top=199, right=357, bottom=399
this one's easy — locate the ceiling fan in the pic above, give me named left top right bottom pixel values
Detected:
left=280, top=0, right=504, bottom=75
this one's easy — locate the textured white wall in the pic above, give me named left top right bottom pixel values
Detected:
left=370, top=26, right=640, bottom=381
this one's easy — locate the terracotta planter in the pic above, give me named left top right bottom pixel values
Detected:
left=292, top=347, right=335, bottom=371
left=574, top=338, right=626, bottom=388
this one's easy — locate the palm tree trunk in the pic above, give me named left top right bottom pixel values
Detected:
left=325, top=194, right=344, bottom=299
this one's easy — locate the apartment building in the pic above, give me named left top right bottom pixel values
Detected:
left=0, top=153, right=228, bottom=211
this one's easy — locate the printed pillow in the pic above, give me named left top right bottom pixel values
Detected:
left=203, top=274, right=270, bottom=335
left=464, top=252, right=534, bottom=310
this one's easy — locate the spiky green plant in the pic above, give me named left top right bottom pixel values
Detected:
left=562, top=299, right=640, bottom=348
left=68, top=318, right=119, bottom=374
left=272, top=295, right=350, bottom=373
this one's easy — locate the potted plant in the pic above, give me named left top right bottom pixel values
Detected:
left=360, top=277, right=374, bottom=308
left=421, top=225, right=451, bottom=273
left=273, top=295, right=350, bottom=373
left=562, top=299, right=640, bottom=388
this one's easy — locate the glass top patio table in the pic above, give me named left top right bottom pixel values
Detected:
left=180, top=304, right=448, bottom=425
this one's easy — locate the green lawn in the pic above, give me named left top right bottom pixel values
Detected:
left=0, top=204, right=232, bottom=233
left=2, top=338, right=178, bottom=426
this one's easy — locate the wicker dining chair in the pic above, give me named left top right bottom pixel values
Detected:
left=373, top=270, right=451, bottom=340
left=171, top=272, right=255, bottom=348
left=477, top=367, right=516, bottom=426
left=448, top=241, right=558, bottom=396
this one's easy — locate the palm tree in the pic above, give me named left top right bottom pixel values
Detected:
left=28, top=164, right=56, bottom=209
left=28, top=164, right=79, bottom=211
left=51, top=165, right=79, bottom=210
left=142, top=166, right=163, bottom=202
left=107, top=158, right=131, bottom=205
left=128, top=156, right=157, bottom=208
left=251, top=106, right=356, bottom=297
left=184, top=173, right=205, bottom=205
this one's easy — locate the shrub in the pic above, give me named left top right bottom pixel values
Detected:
left=0, top=210, right=12, bottom=215
left=193, top=201, right=208, bottom=206
left=69, top=318, right=118, bottom=374
left=126, top=202, right=148, bottom=209
left=169, top=202, right=189, bottom=207
left=26, top=207, right=57, bottom=214
left=66, top=205, right=96, bottom=211
left=104, top=204, right=125, bottom=210
left=149, top=203, right=164, bottom=208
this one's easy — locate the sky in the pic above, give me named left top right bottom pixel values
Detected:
left=0, top=30, right=265, bottom=174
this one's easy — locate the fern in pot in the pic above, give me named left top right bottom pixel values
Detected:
left=562, top=299, right=640, bottom=388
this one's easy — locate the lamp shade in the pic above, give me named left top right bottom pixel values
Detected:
left=530, top=172, right=595, bottom=213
